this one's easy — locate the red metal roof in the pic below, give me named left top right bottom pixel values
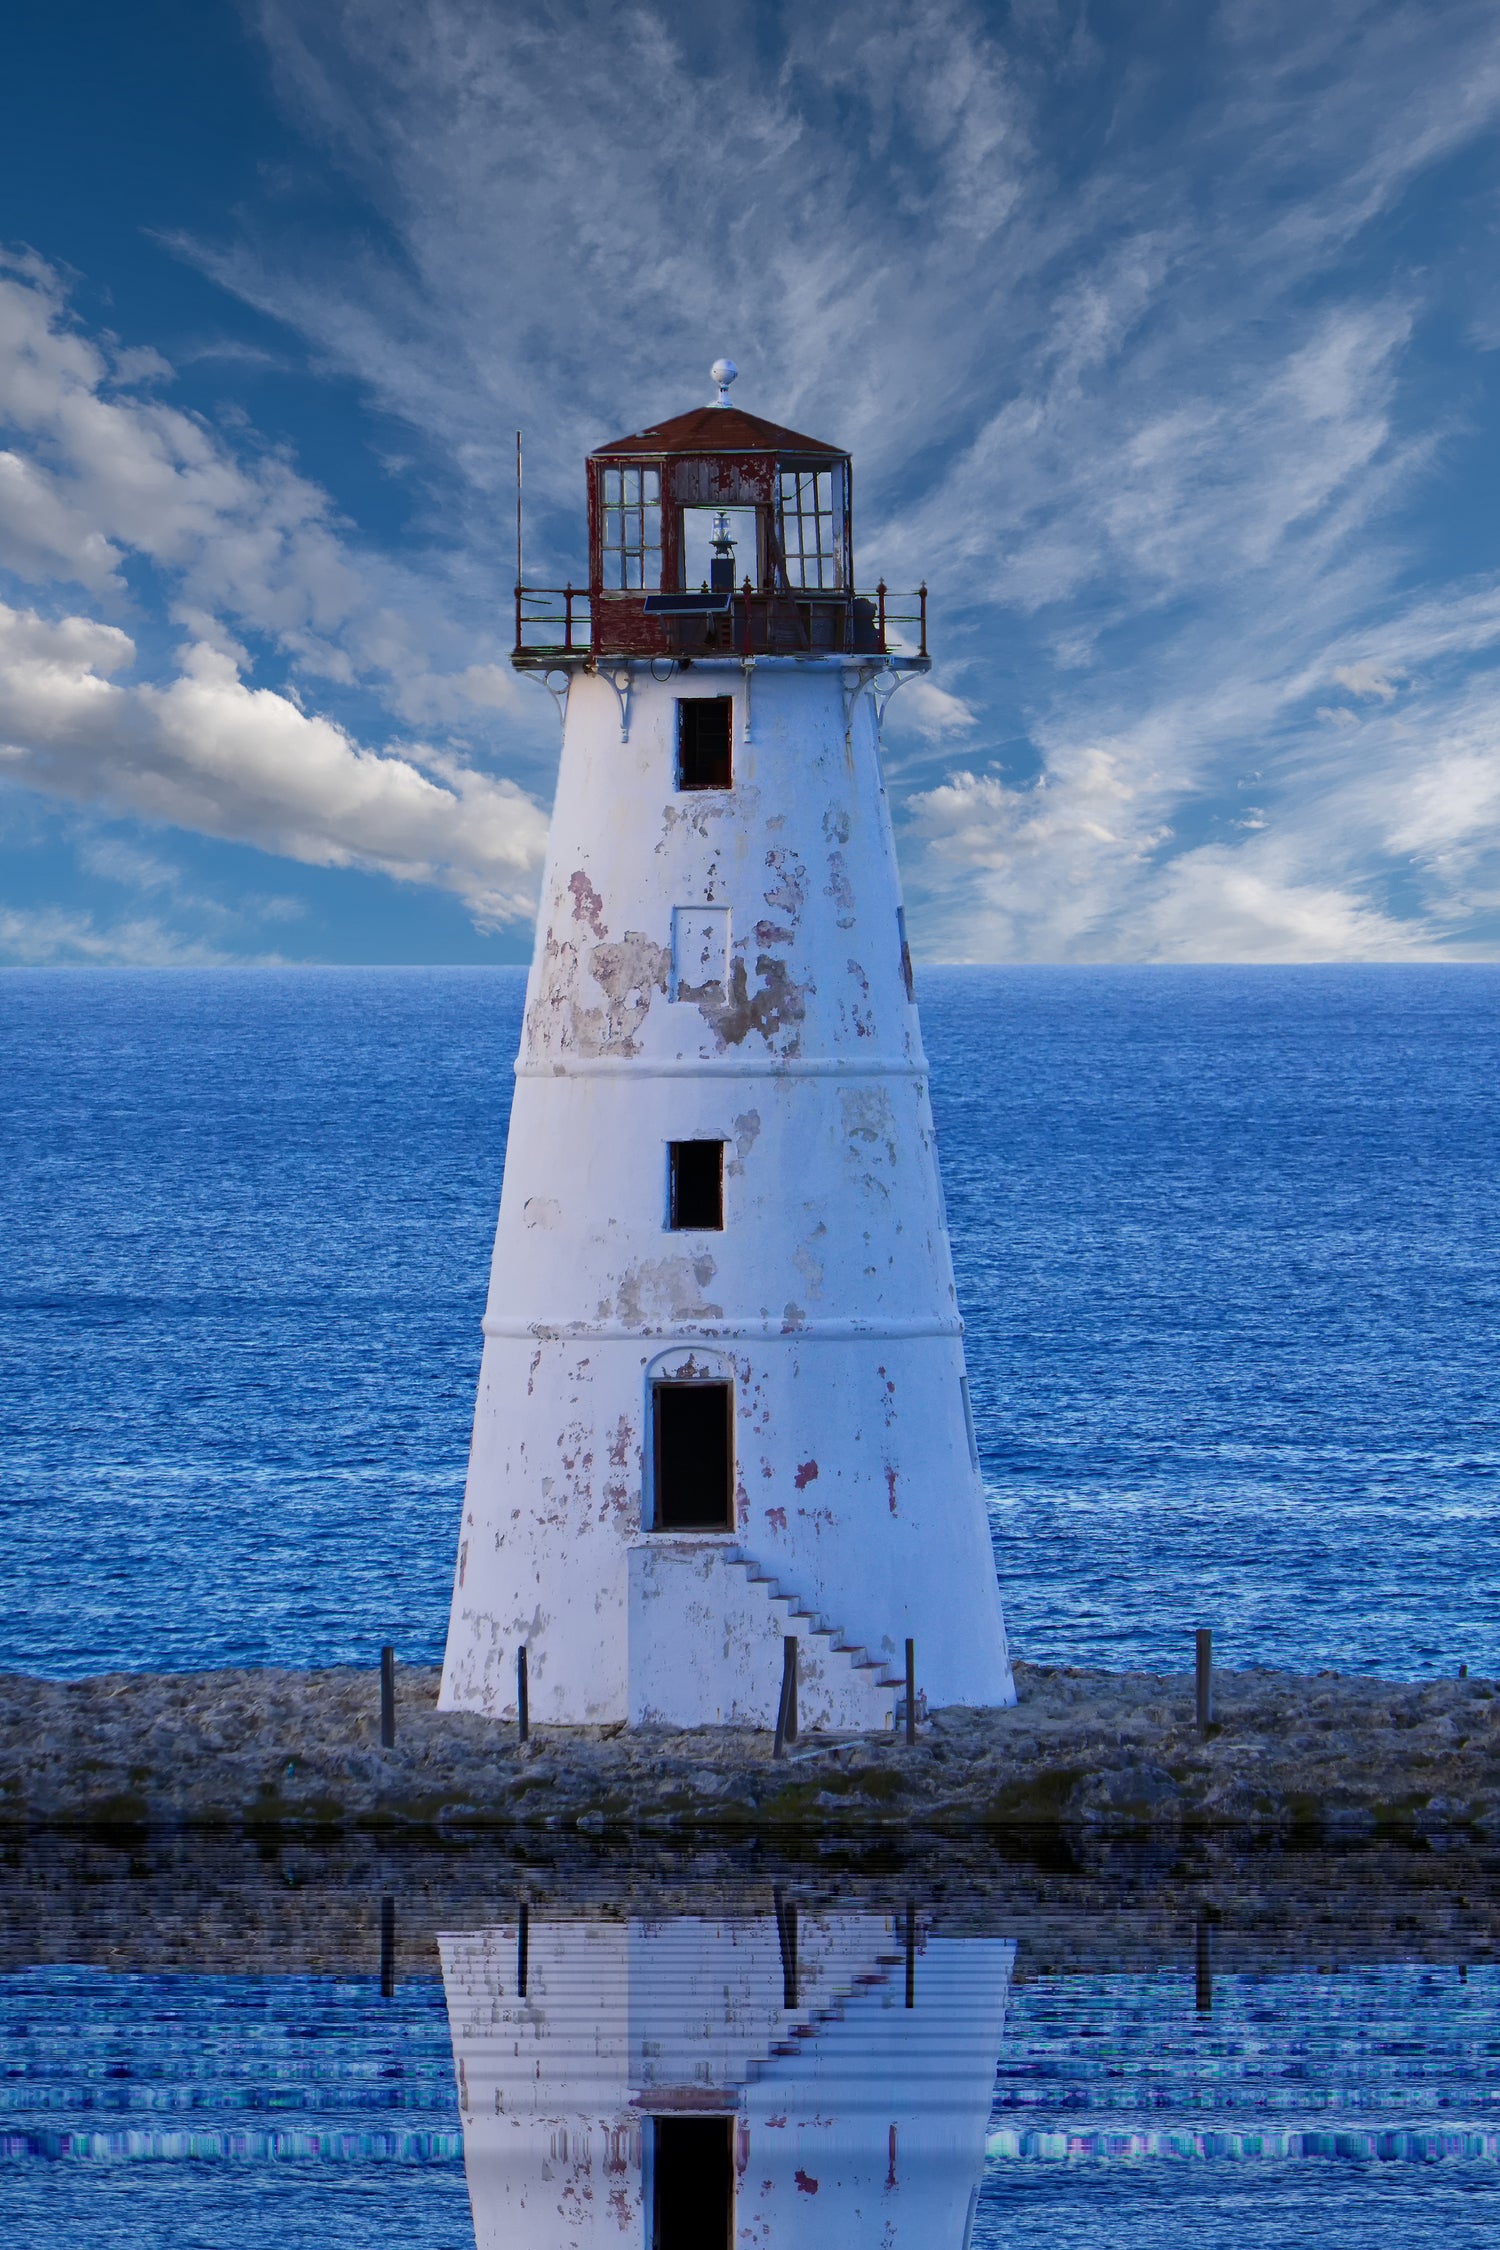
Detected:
left=592, top=403, right=847, bottom=459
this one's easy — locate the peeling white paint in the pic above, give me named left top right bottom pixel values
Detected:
left=440, top=662, right=1014, bottom=1727
left=439, top=1911, right=1015, bottom=2249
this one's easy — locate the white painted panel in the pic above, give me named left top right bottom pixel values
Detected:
left=671, top=904, right=731, bottom=1001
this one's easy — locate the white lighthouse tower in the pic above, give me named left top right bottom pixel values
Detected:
left=439, top=1904, right=1015, bottom=2249
left=440, top=363, right=1013, bottom=1729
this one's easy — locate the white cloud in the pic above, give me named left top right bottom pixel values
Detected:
left=0, top=601, right=548, bottom=925
left=0, top=903, right=256, bottom=967
left=69, top=830, right=308, bottom=928
left=8, top=2, right=1500, bottom=958
left=1332, top=662, right=1402, bottom=700
left=908, top=755, right=1444, bottom=962
left=0, top=253, right=360, bottom=647
left=0, top=254, right=555, bottom=930
left=198, top=0, right=1500, bottom=959
left=895, top=679, right=980, bottom=742
left=0, top=251, right=549, bottom=759
left=907, top=745, right=1174, bottom=958
left=0, top=446, right=122, bottom=590
left=1138, top=846, right=1438, bottom=962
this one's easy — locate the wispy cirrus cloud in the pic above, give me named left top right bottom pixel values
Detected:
left=0, top=902, right=264, bottom=967
left=4, top=0, right=1500, bottom=959
left=0, top=249, right=553, bottom=949
left=192, top=0, right=1500, bottom=959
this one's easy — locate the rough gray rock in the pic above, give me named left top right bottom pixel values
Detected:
left=2, top=1659, right=1497, bottom=1838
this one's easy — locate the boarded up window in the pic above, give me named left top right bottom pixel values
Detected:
left=896, top=905, right=915, bottom=1002
left=961, top=1375, right=979, bottom=1469
left=653, top=1382, right=733, bottom=1531
left=677, top=697, right=732, bottom=789
left=671, top=905, right=730, bottom=1001
left=652, top=2115, right=734, bottom=2250
left=669, top=1141, right=724, bottom=1230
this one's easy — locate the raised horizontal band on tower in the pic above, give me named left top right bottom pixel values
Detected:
left=480, top=1313, right=965, bottom=1342
left=513, top=1054, right=930, bottom=1080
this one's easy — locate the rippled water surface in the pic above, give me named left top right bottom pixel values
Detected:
left=3, top=1850, right=1498, bottom=2249
left=1, top=964, right=1497, bottom=1677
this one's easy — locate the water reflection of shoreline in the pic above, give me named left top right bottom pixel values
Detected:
left=440, top=1906, right=1014, bottom=2246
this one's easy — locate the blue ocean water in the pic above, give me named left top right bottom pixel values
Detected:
left=4, top=1926, right=1498, bottom=2250
left=1, top=964, right=1496, bottom=1679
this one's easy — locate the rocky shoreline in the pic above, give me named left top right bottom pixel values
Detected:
left=2, top=1659, right=1497, bottom=1839
left=5, top=1829, right=1500, bottom=1982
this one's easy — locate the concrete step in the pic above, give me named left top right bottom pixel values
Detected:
left=725, top=1548, right=896, bottom=1707
left=628, top=1544, right=896, bottom=1731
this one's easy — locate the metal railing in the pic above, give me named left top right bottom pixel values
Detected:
left=515, top=582, right=591, bottom=657
left=512, top=582, right=928, bottom=663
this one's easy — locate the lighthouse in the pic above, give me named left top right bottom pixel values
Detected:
left=440, top=362, right=1013, bottom=1729
left=439, top=1904, right=1015, bottom=2248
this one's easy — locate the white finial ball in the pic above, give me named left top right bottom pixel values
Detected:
left=711, top=357, right=738, bottom=402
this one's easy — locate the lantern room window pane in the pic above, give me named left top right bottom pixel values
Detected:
left=779, top=468, right=842, bottom=590
left=600, top=466, right=661, bottom=591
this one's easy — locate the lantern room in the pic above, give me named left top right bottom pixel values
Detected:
left=514, top=361, right=928, bottom=667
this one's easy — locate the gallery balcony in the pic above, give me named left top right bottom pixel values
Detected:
left=511, top=582, right=931, bottom=670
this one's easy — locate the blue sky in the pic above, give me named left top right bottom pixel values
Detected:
left=3, top=0, right=1500, bottom=963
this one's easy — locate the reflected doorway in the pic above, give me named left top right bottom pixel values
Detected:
left=652, top=2114, right=735, bottom=2250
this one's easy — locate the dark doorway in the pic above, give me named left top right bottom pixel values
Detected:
left=653, top=1382, right=733, bottom=1531
left=677, top=698, right=733, bottom=789
left=652, top=2115, right=734, bottom=2250
left=669, top=1140, right=724, bottom=1230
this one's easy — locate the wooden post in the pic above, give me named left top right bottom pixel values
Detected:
left=517, top=1644, right=530, bottom=1743
left=774, top=1884, right=798, bottom=2011
left=517, top=1901, right=529, bottom=1999
left=904, top=1899, right=916, bottom=2009
left=379, top=1645, right=395, bottom=1748
left=905, top=1637, right=917, bottom=1745
left=1195, top=1906, right=1213, bottom=2015
left=773, top=1635, right=798, bottom=1756
left=1195, top=1628, right=1213, bottom=1733
left=380, top=1894, right=396, bottom=1998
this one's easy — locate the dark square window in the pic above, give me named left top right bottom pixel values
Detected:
left=653, top=1382, right=733, bottom=1531
left=669, top=1140, right=723, bottom=1230
left=652, top=2115, right=734, bottom=2250
left=677, top=698, right=732, bottom=790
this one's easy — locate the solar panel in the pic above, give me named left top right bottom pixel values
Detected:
left=642, top=591, right=733, bottom=615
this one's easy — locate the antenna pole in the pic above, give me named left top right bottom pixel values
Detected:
left=514, top=431, right=524, bottom=655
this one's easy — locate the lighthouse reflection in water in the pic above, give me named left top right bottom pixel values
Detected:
left=439, top=1905, right=1012, bottom=2246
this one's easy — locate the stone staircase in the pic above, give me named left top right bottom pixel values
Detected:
left=626, top=1540, right=902, bottom=1731
left=724, top=1547, right=905, bottom=1725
